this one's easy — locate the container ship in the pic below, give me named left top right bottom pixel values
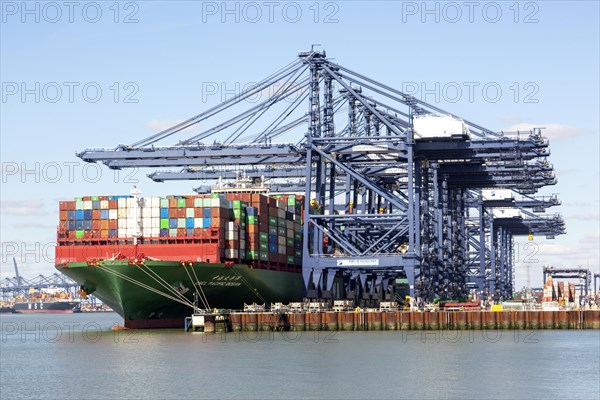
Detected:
left=11, top=289, right=81, bottom=314
left=55, top=190, right=306, bottom=328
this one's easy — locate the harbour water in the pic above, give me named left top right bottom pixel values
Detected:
left=1, top=313, right=598, bottom=399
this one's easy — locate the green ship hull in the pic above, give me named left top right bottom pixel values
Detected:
left=56, top=261, right=305, bottom=328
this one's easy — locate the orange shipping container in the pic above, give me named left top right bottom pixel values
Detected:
left=59, top=211, right=68, bottom=221
left=92, top=210, right=101, bottom=219
left=92, top=220, right=101, bottom=230
left=100, top=220, right=109, bottom=230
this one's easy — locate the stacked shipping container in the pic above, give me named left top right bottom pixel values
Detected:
left=57, top=192, right=304, bottom=266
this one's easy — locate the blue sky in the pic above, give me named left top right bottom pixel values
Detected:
left=1, top=1, right=598, bottom=288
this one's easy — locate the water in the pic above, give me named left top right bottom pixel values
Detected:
left=1, top=312, right=598, bottom=400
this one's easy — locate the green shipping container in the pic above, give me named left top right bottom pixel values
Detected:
left=75, top=201, right=84, bottom=209
left=177, top=198, right=186, bottom=208
left=287, top=256, right=295, bottom=264
left=160, top=219, right=169, bottom=229
left=295, top=232, right=302, bottom=241
left=233, top=210, right=241, bottom=219
left=247, top=215, right=257, bottom=225
left=286, top=238, right=294, bottom=247
left=232, top=200, right=241, bottom=209
left=74, top=197, right=83, bottom=202
left=268, top=216, right=277, bottom=226
left=259, top=232, right=268, bottom=241
left=287, top=197, right=296, bottom=205
left=169, top=229, right=178, bottom=237
left=259, top=252, right=269, bottom=261
left=246, top=250, right=258, bottom=260
left=210, top=193, right=219, bottom=199
left=259, top=242, right=268, bottom=252
left=91, top=196, right=99, bottom=201
left=160, top=198, right=169, bottom=208
left=277, top=218, right=285, bottom=228
left=75, top=230, right=84, bottom=239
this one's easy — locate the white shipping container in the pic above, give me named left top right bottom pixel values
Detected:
left=211, top=198, right=220, bottom=208
left=117, top=209, right=127, bottom=219
left=227, top=221, right=236, bottom=230
left=151, top=208, right=160, bottom=218
left=225, top=249, right=238, bottom=259
left=118, top=219, right=126, bottom=229
left=413, top=114, right=469, bottom=139
left=100, top=200, right=109, bottom=209
left=278, top=245, right=286, bottom=255
left=278, top=236, right=286, bottom=246
left=142, top=227, right=152, bottom=237
left=83, top=201, right=93, bottom=210
left=142, top=208, right=152, bottom=218
left=151, top=227, right=160, bottom=237
left=142, top=217, right=152, bottom=228
left=109, top=209, right=118, bottom=220
left=151, top=218, right=160, bottom=229
left=127, top=198, right=137, bottom=208
left=482, top=189, right=513, bottom=201
left=150, top=197, right=160, bottom=208
left=194, top=218, right=203, bottom=228
left=226, top=231, right=239, bottom=240
left=118, top=198, right=127, bottom=208
left=118, top=228, right=128, bottom=238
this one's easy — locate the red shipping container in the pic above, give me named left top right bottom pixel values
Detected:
left=59, top=211, right=68, bottom=221
left=91, top=230, right=101, bottom=238
left=210, top=218, right=221, bottom=228
left=176, top=208, right=186, bottom=218
left=92, top=210, right=101, bottom=219
left=186, top=198, right=194, bottom=207
left=109, top=200, right=118, bottom=208
left=193, top=228, right=204, bottom=237
left=82, top=196, right=91, bottom=201
left=83, top=230, right=93, bottom=238
left=168, top=208, right=177, bottom=218
left=59, top=221, right=68, bottom=230
left=177, top=228, right=186, bottom=237
left=211, top=208, right=220, bottom=218
left=59, top=202, right=68, bottom=211
left=92, top=220, right=101, bottom=230
left=194, top=208, right=203, bottom=218
left=109, top=220, right=118, bottom=230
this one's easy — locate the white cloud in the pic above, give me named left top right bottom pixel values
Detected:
left=12, top=223, right=54, bottom=229
left=0, top=199, right=48, bottom=216
left=504, top=123, right=587, bottom=141
left=146, top=119, right=184, bottom=131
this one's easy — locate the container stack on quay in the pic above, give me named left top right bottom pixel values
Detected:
left=57, top=193, right=304, bottom=266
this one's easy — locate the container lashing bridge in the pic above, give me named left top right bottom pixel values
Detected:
left=76, top=50, right=565, bottom=303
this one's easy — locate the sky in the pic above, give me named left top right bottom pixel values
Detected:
left=1, top=1, right=599, bottom=288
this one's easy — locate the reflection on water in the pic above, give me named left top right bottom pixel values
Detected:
left=1, top=313, right=599, bottom=399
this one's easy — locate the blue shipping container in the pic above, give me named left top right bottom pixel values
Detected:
left=203, top=208, right=211, bottom=218
left=75, top=221, right=84, bottom=230
left=83, top=210, right=92, bottom=220
left=186, top=228, right=194, bottom=236
left=269, top=243, right=278, bottom=253
left=269, top=234, right=278, bottom=245
left=100, top=210, right=109, bottom=219
left=160, top=208, right=169, bottom=218
left=109, top=230, right=118, bottom=238
left=67, top=221, right=76, bottom=230
left=160, top=228, right=169, bottom=237
left=68, top=211, right=76, bottom=221
left=169, top=218, right=177, bottom=229
left=83, top=220, right=92, bottom=230
left=75, top=210, right=84, bottom=220
left=186, top=218, right=194, bottom=228
left=203, top=218, right=211, bottom=228
left=92, top=201, right=100, bottom=209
